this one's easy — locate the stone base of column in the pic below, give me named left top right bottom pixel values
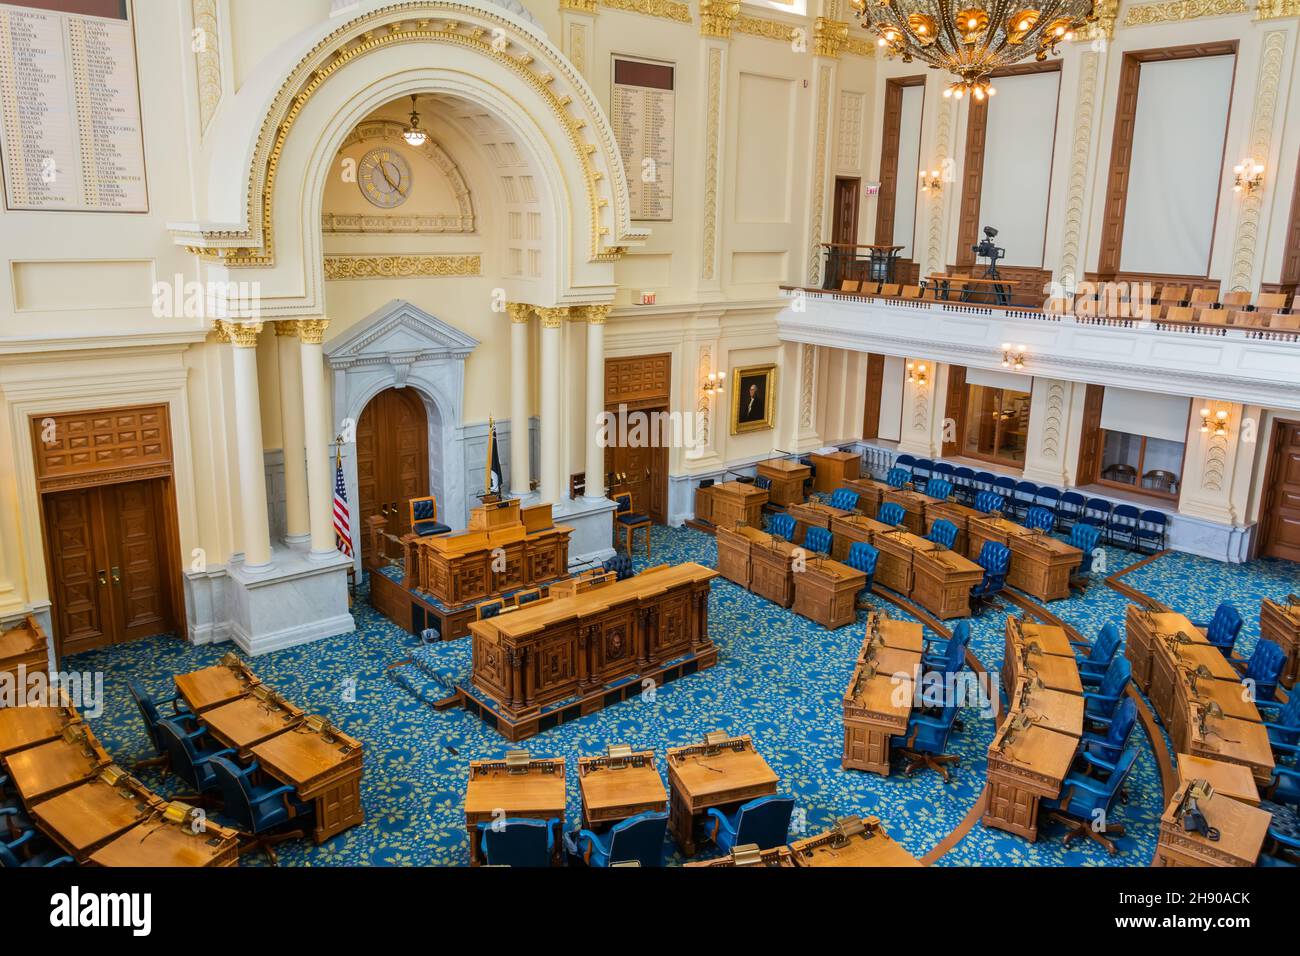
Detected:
left=552, top=496, right=618, bottom=568
left=185, top=546, right=354, bottom=656
left=282, top=532, right=312, bottom=551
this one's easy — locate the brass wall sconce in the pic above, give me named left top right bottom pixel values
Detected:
left=1232, top=158, right=1264, bottom=195
left=1001, top=343, right=1027, bottom=370
left=919, top=168, right=943, bottom=193
left=1199, top=406, right=1229, bottom=436
left=906, top=360, right=928, bottom=387
left=701, top=369, right=726, bottom=397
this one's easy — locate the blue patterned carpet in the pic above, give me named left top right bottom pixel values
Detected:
left=64, top=525, right=1296, bottom=867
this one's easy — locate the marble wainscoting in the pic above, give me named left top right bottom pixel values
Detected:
left=551, top=495, right=618, bottom=567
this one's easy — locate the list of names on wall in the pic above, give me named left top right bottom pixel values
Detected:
left=611, top=57, right=674, bottom=222
left=0, top=2, right=146, bottom=212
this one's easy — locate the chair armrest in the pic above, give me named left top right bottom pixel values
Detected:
left=46, top=855, right=75, bottom=867
left=249, top=784, right=297, bottom=806
left=1083, top=691, right=1123, bottom=706
left=1062, top=774, right=1110, bottom=797
left=705, top=807, right=733, bottom=843
left=4, top=828, right=35, bottom=851
left=1077, top=751, right=1117, bottom=775
left=192, top=747, right=237, bottom=766
left=1271, top=739, right=1300, bottom=758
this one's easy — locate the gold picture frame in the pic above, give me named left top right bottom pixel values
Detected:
left=730, top=364, right=776, bottom=434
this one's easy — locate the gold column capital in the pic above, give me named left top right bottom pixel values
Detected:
left=1257, top=0, right=1300, bottom=18
left=559, top=0, right=599, bottom=12
left=297, top=319, right=329, bottom=345
left=535, top=306, right=569, bottom=329
left=274, top=320, right=301, bottom=337
left=506, top=302, right=535, bottom=324
left=699, top=0, right=741, bottom=38
left=583, top=304, right=612, bottom=325
left=812, top=17, right=849, bottom=58
left=217, top=319, right=264, bottom=348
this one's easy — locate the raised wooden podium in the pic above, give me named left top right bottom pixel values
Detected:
left=809, top=450, right=860, bottom=493
left=695, top=480, right=768, bottom=530
left=756, top=457, right=810, bottom=506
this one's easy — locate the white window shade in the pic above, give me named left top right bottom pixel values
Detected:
left=1120, top=55, right=1234, bottom=276
left=893, top=85, right=924, bottom=258
left=978, top=71, right=1060, bottom=268
left=965, top=366, right=1032, bottom=393
left=1100, top=388, right=1191, bottom=443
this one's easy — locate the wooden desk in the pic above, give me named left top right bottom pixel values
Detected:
left=843, top=650, right=919, bottom=775
left=810, top=451, right=860, bottom=493
left=756, top=457, right=810, bottom=507
left=1008, top=679, right=1084, bottom=738
left=829, top=513, right=890, bottom=562
left=252, top=720, right=365, bottom=843
left=0, top=705, right=78, bottom=756
left=174, top=659, right=260, bottom=713
left=793, top=558, right=866, bottom=629
left=4, top=729, right=112, bottom=804
left=89, top=815, right=240, bottom=867
left=1154, top=782, right=1270, bottom=867
left=0, top=615, right=47, bottom=683
left=1261, top=597, right=1300, bottom=688
left=966, top=515, right=1032, bottom=562
left=749, top=538, right=801, bottom=608
left=411, top=519, right=572, bottom=608
left=873, top=529, right=937, bottom=594
left=790, top=816, right=920, bottom=867
left=883, top=487, right=939, bottom=536
left=715, top=525, right=768, bottom=588
left=464, top=756, right=565, bottom=865
left=1007, top=532, right=1083, bottom=602
left=787, top=500, right=850, bottom=545
left=1003, top=617, right=1083, bottom=698
left=695, top=481, right=768, bottom=531
left=469, top=563, right=717, bottom=724
left=1184, top=707, right=1274, bottom=788
left=844, top=476, right=891, bottom=518
left=1125, top=606, right=1199, bottom=693
left=925, top=500, right=982, bottom=556
left=32, top=773, right=160, bottom=860
left=911, top=548, right=982, bottom=619
left=863, top=611, right=925, bottom=654
left=201, top=693, right=304, bottom=755
left=1176, top=753, right=1260, bottom=806
left=1150, top=637, right=1238, bottom=726
left=665, top=735, right=778, bottom=856
left=683, top=845, right=795, bottom=867
left=577, top=751, right=667, bottom=828
left=983, top=719, right=1078, bottom=841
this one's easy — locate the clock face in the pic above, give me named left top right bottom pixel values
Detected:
left=358, top=147, right=412, bottom=208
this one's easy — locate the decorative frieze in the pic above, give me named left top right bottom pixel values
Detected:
left=322, top=254, right=482, bottom=280
left=1122, top=0, right=1249, bottom=26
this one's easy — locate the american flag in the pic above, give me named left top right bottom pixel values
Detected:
left=333, top=449, right=353, bottom=557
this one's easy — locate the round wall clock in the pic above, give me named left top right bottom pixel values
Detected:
left=357, top=147, right=413, bottom=208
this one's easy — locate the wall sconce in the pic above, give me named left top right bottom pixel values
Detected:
left=1000, top=343, right=1027, bottom=370
left=1232, top=158, right=1264, bottom=195
left=1199, top=406, right=1229, bottom=437
left=919, top=168, right=943, bottom=193
left=701, top=369, right=726, bottom=397
left=906, top=361, right=928, bottom=387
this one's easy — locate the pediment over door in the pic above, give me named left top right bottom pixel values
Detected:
left=324, top=299, right=479, bottom=379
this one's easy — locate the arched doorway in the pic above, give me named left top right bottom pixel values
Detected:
left=356, top=387, right=429, bottom=562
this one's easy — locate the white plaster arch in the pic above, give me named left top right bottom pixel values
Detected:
left=172, top=1, right=645, bottom=312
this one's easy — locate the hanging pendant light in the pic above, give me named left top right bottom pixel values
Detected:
left=403, top=94, right=427, bottom=147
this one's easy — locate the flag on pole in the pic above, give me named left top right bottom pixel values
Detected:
left=333, top=447, right=353, bottom=556
left=485, top=416, right=503, bottom=496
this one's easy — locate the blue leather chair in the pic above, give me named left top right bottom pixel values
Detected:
left=1068, top=523, right=1103, bottom=588
left=1073, top=622, right=1121, bottom=686
left=969, top=541, right=1010, bottom=615
left=885, top=467, right=911, bottom=489
left=1258, top=800, right=1300, bottom=866
left=1079, top=696, right=1137, bottom=766
left=564, top=810, right=668, bottom=867
left=1266, top=767, right=1300, bottom=808
left=1058, top=490, right=1086, bottom=530
left=210, top=755, right=312, bottom=865
left=1024, top=505, right=1056, bottom=533
left=922, top=619, right=971, bottom=678
left=1083, top=656, right=1132, bottom=724
left=603, top=554, right=634, bottom=581
left=799, top=456, right=817, bottom=493
left=974, top=490, right=1004, bottom=515
left=707, top=795, right=795, bottom=852
left=476, top=598, right=505, bottom=621
left=1232, top=639, right=1286, bottom=703
left=1259, top=692, right=1300, bottom=757
left=845, top=542, right=879, bottom=607
left=1042, top=745, right=1139, bottom=855
left=754, top=475, right=772, bottom=493
left=924, top=478, right=953, bottom=501
left=768, top=513, right=796, bottom=542
left=829, top=488, right=859, bottom=512
left=128, top=680, right=197, bottom=769
left=409, top=496, right=451, bottom=536
left=891, top=702, right=962, bottom=781
left=1108, top=504, right=1140, bottom=549
left=157, top=717, right=235, bottom=801
left=477, top=817, right=560, bottom=867
left=1194, top=602, right=1243, bottom=658
left=0, top=828, right=73, bottom=867
left=1135, top=509, right=1168, bottom=552
left=927, top=518, right=958, bottom=551
left=804, top=526, right=832, bottom=555
left=878, top=502, right=905, bottom=527
left=1012, top=480, right=1038, bottom=519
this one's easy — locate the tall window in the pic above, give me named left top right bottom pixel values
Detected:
left=962, top=384, right=1031, bottom=467
left=1091, top=388, right=1190, bottom=500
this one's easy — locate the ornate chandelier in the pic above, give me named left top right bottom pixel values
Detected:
left=850, top=1, right=1095, bottom=99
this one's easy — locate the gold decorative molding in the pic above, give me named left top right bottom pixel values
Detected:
left=1081, top=0, right=1119, bottom=38
left=217, top=320, right=264, bottom=348
left=582, top=304, right=612, bottom=324
left=192, top=0, right=222, bottom=135
left=1257, top=0, right=1300, bottom=18
left=924, top=98, right=953, bottom=277
left=1122, top=0, right=1248, bottom=26
left=560, top=0, right=599, bottom=11
left=1058, top=50, right=1099, bottom=286
left=274, top=320, right=301, bottom=337
left=322, top=254, right=482, bottom=280
left=599, top=0, right=692, bottom=23
left=699, top=0, right=741, bottom=37
left=182, top=5, right=631, bottom=267
left=297, top=319, right=330, bottom=346
left=806, top=62, right=834, bottom=285
left=701, top=45, right=724, bottom=283
left=568, top=20, right=589, bottom=75
left=506, top=302, right=534, bottom=323
left=1229, top=30, right=1287, bottom=290
left=733, top=14, right=797, bottom=42
left=535, top=306, right=570, bottom=328
left=812, top=17, right=849, bottom=58
left=842, top=34, right=877, bottom=58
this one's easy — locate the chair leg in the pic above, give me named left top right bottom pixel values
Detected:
left=895, top=748, right=960, bottom=782
left=236, top=828, right=305, bottom=866
left=130, top=753, right=168, bottom=772
left=1046, top=812, right=1125, bottom=856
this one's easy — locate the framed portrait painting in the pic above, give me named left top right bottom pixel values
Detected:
left=730, top=364, right=776, bottom=434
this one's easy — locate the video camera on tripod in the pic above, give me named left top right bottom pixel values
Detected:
left=972, top=225, right=1005, bottom=279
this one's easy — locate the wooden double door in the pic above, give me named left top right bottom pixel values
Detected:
left=44, top=478, right=176, bottom=656
left=356, top=387, right=430, bottom=561
left=1260, top=420, right=1300, bottom=563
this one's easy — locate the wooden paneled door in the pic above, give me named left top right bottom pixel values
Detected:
left=44, top=479, right=175, bottom=655
left=1259, top=420, right=1300, bottom=563
left=604, top=416, right=668, bottom=526
left=832, top=178, right=860, bottom=247
left=356, top=387, right=430, bottom=561
left=604, top=354, right=671, bottom=525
